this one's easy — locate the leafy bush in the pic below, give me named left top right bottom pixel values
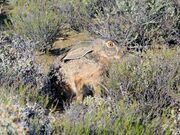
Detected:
left=0, top=87, right=56, bottom=135
left=7, top=0, right=179, bottom=51
left=9, top=0, right=65, bottom=52
left=57, top=0, right=91, bottom=32
left=0, top=31, right=60, bottom=133
left=68, top=0, right=180, bottom=48
left=61, top=97, right=174, bottom=135
left=0, top=31, right=43, bottom=88
left=0, top=32, right=59, bottom=133
left=103, top=48, right=180, bottom=118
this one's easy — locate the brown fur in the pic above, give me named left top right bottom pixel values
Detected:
left=55, top=39, right=123, bottom=101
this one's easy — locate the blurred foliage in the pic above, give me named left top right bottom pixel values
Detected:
left=103, top=47, right=180, bottom=119
left=67, top=0, right=179, bottom=48
left=0, top=87, right=56, bottom=135
left=0, top=31, right=42, bottom=89
left=9, top=0, right=65, bottom=52
left=61, top=97, right=174, bottom=135
left=6, top=0, right=180, bottom=51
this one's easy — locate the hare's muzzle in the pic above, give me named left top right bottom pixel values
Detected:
left=113, top=46, right=120, bottom=59
left=114, top=46, right=126, bottom=59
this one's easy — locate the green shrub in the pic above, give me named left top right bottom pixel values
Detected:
left=9, top=0, right=65, bottom=52
left=8, top=0, right=179, bottom=51
left=62, top=97, right=173, bottom=135
left=103, top=48, right=180, bottom=117
left=68, top=0, right=180, bottom=48
left=0, top=86, right=57, bottom=135
left=58, top=0, right=91, bottom=31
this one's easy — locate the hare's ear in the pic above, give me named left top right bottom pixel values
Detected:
left=63, top=46, right=93, bottom=62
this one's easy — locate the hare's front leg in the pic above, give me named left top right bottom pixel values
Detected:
left=76, top=89, right=84, bottom=102
left=74, top=75, right=85, bottom=102
left=93, top=84, right=101, bottom=97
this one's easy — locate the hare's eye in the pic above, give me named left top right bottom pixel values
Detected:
left=109, top=43, right=113, bottom=47
left=107, top=42, right=114, bottom=48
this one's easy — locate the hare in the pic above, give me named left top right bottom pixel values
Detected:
left=53, top=38, right=124, bottom=102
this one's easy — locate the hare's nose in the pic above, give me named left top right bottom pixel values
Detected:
left=114, top=46, right=125, bottom=59
left=115, top=46, right=119, bottom=54
left=115, top=46, right=119, bottom=52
